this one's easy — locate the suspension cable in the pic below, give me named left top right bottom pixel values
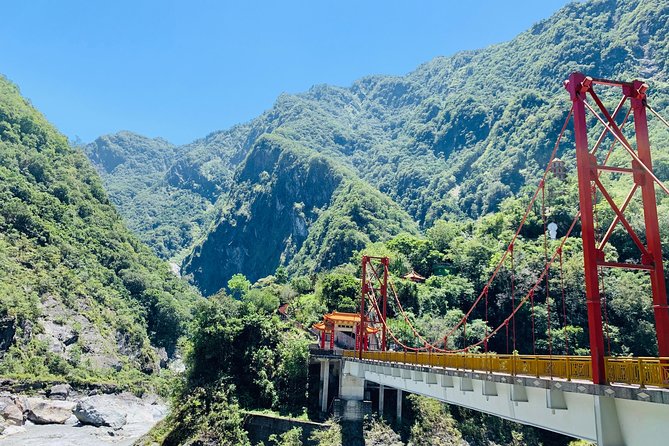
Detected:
left=600, top=267, right=612, bottom=356
left=355, top=99, right=669, bottom=356
left=559, top=248, right=569, bottom=355
left=646, top=103, right=669, bottom=130
left=367, top=262, right=440, bottom=351
left=484, top=287, right=489, bottom=353
left=366, top=282, right=426, bottom=352
left=437, top=107, right=574, bottom=343
left=542, top=180, right=552, bottom=357
left=510, top=243, right=516, bottom=352
left=448, top=212, right=580, bottom=353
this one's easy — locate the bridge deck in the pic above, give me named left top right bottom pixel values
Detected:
left=343, top=350, right=669, bottom=388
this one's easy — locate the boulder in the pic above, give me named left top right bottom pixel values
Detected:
left=48, top=383, right=70, bottom=400
left=74, top=396, right=127, bottom=429
left=26, top=399, right=75, bottom=424
left=1, top=403, right=24, bottom=425
left=0, top=396, right=24, bottom=426
left=155, top=347, right=168, bottom=369
left=1, top=424, right=26, bottom=436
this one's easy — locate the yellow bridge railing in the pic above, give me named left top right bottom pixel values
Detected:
left=342, top=350, right=669, bottom=388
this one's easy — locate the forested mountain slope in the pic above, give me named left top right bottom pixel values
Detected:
left=0, top=76, right=199, bottom=383
left=87, top=0, right=669, bottom=295
left=84, top=132, right=220, bottom=261
left=183, top=134, right=418, bottom=293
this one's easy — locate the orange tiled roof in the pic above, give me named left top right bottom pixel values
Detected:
left=324, top=311, right=361, bottom=323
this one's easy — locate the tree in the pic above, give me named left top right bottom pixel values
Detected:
left=319, top=273, right=359, bottom=312
left=275, top=331, right=310, bottom=413
left=270, top=427, right=303, bottom=446
left=387, top=233, right=441, bottom=277
left=244, top=288, right=280, bottom=314
left=364, top=417, right=402, bottom=446
left=407, top=395, right=462, bottom=446
left=228, top=273, right=251, bottom=299
left=310, top=420, right=342, bottom=446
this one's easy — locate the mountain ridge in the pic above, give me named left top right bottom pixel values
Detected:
left=85, top=0, right=669, bottom=295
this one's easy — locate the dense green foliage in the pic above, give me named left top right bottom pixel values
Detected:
left=182, top=134, right=418, bottom=294
left=84, top=132, right=219, bottom=261
left=9, top=0, right=668, bottom=444
left=0, top=76, right=199, bottom=383
left=154, top=285, right=312, bottom=444
left=89, top=0, right=669, bottom=297
left=154, top=1, right=669, bottom=440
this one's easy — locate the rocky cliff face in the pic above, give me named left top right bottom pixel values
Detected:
left=183, top=135, right=418, bottom=294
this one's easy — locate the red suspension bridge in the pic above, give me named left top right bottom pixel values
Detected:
left=339, top=72, right=669, bottom=387
left=313, top=74, right=669, bottom=445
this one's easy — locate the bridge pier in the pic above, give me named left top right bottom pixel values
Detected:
left=320, top=359, right=330, bottom=413
left=396, top=389, right=402, bottom=421
left=378, top=384, right=384, bottom=416
left=594, top=395, right=623, bottom=446
left=331, top=360, right=371, bottom=421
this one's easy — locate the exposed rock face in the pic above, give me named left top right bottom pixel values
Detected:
left=48, top=384, right=71, bottom=401
left=0, top=317, right=15, bottom=353
left=25, top=399, right=75, bottom=425
left=183, top=134, right=418, bottom=294
left=74, top=395, right=127, bottom=429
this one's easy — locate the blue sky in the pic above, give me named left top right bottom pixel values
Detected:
left=1, top=0, right=570, bottom=144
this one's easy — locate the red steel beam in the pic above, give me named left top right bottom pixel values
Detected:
left=627, top=82, right=669, bottom=357
left=598, top=184, right=638, bottom=250
left=359, top=256, right=367, bottom=358
left=590, top=95, right=626, bottom=156
left=381, top=257, right=389, bottom=352
left=565, top=72, right=607, bottom=384
left=593, top=177, right=650, bottom=258
left=566, top=72, right=669, bottom=370
left=597, top=261, right=654, bottom=271
left=597, top=165, right=633, bottom=174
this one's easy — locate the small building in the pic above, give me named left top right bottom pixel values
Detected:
left=403, top=270, right=426, bottom=283
left=278, top=303, right=289, bottom=320
left=550, top=157, right=566, bottom=180
left=313, top=311, right=379, bottom=350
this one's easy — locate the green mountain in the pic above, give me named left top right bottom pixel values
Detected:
left=0, top=77, right=199, bottom=383
left=84, top=131, right=222, bottom=262
left=86, top=0, right=669, bottom=296
left=183, top=134, right=418, bottom=294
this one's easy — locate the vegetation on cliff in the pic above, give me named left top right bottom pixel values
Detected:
left=0, top=75, right=199, bottom=387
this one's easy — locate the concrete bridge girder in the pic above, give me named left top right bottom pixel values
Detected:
left=343, top=359, right=669, bottom=446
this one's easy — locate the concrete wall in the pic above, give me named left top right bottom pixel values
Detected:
left=244, top=413, right=327, bottom=446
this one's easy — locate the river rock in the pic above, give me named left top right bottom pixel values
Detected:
left=0, top=396, right=24, bottom=426
left=48, top=384, right=70, bottom=400
left=74, top=395, right=127, bottom=429
left=1, top=402, right=24, bottom=425
left=26, top=399, right=75, bottom=424
left=1, top=424, right=26, bottom=436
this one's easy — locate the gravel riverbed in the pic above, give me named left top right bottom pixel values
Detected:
left=0, top=388, right=167, bottom=446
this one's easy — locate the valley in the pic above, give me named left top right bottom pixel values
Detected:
left=2, top=0, right=669, bottom=445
